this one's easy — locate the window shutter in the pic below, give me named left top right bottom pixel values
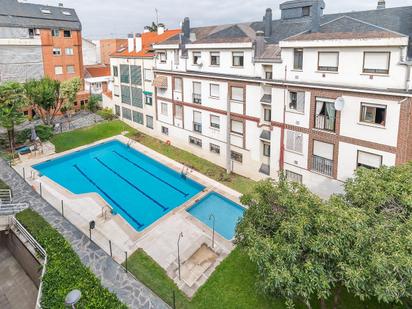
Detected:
left=358, top=151, right=382, bottom=168
left=120, top=64, right=129, bottom=83
left=313, top=141, right=334, bottom=160
left=130, top=65, right=141, bottom=85
left=231, top=87, right=244, bottom=101
left=193, top=82, right=201, bottom=94
left=364, top=52, right=390, bottom=71
left=210, top=115, right=219, bottom=125
left=193, top=111, right=202, bottom=123
left=231, top=120, right=243, bottom=134
left=175, top=78, right=183, bottom=92
left=131, top=87, right=142, bottom=107
left=175, top=105, right=183, bottom=119
left=318, top=52, right=338, bottom=68
left=210, top=84, right=219, bottom=97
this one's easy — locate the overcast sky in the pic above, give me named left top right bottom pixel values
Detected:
left=23, top=0, right=412, bottom=39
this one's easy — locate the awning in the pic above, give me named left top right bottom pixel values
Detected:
left=260, top=130, right=271, bottom=141
left=260, top=94, right=272, bottom=104
left=153, top=75, right=168, bottom=89
left=143, top=91, right=153, bottom=95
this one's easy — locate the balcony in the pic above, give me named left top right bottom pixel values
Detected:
left=193, top=93, right=202, bottom=104
left=314, top=115, right=335, bottom=132
left=193, top=122, right=202, bottom=133
left=312, top=155, right=333, bottom=177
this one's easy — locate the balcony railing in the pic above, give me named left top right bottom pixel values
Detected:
left=193, top=122, right=202, bottom=133
left=312, top=155, right=333, bottom=176
left=193, top=93, right=202, bottom=104
left=314, top=115, right=335, bottom=132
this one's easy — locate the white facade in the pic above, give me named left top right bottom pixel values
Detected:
left=82, top=38, right=99, bottom=65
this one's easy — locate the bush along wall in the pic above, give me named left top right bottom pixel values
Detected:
left=16, top=209, right=126, bottom=309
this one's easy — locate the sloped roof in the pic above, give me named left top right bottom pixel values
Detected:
left=0, top=0, right=81, bottom=30
left=111, top=29, right=180, bottom=58
left=84, top=65, right=111, bottom=78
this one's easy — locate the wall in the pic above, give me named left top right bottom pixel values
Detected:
left=100, top=39, right=127, bottom=65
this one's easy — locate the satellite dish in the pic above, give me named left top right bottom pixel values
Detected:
left=334, top=97, right=345, bottom=111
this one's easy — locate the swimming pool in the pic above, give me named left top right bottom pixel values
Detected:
left=33, top=140, right=204, bottom=231
left=187, top=192, right=245, bottom=240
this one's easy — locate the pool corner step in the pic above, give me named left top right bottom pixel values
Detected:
left=177, top=187, right=213, bottom=212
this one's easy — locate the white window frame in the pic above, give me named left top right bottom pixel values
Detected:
left=161, top=102, right=168, bottom=116
left=318, top=52, right=339, bottom=72
left=210, top=115, right=220, bottom=129
left=357, top=150, right=383, bottom=169
left=230, top=119, right=244, bottom=136
left=210, top=52, right=220, bottom=66
left=210, top=83, right=220, bottom=98
left=230, top=86, right=244, bottom=102
left=232, top=51, right=244, bottom=67
left=193, top=51, right=201, bottom=65
left=65, top=47, right=74, bottom=55
left=54, top=66, right=63, bottom=75
left=363, top=52, right=390, bottom=75
left=286, top=130, right=303, bottom=154
left=52, top=48, right=61, bottom=56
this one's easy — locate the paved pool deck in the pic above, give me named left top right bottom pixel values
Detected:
left=0, top=158, right=169, bottom=309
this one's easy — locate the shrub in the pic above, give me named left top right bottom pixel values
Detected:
left=16, top=209, right=126, bottom=309
left=97, top=108, right=116, bottom=120
left=87, top=95, right=100, bottom=112
left=35, top=125, right=54, bottom=141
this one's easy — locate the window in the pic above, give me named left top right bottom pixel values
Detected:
left=302, top=6, right=310, bottom=17
left=193, top=111, right=202, bottom=133
left=28, top=28, right=35, bottom=38
left=315, top=99, right=336, bottom=132
left=67, top=65, right=75, bottom=74
left=120, top=65, right=130, bottom=84
left=144, top=68, right=153, bottom=81
left=230, top=86, right=244, bottom=102
left=65, top=48, right=74, bottom=55
left=121, top=85, right=131, bottom=104
left=263, top=107, right=271, bottom=122
left=51, top=29, right=60, bottom=37
left=288, top=91, right=305, bottom=113
left=175, top=105, right=183, bottom=120
left=193, top=82, right=201, bottom=103
left=312, top=140, right=334, bottom=176
left=210, top=52, right=220, bottom=66
left=113, top=85, right=120, bottom=97
left=231, top=151, right=243, bottom=163
left=210, top=115, right=220, bottom=129
left=115, top=105, right=121, bottom=116
left=286, top=130, right=303, bottom=153
left=131, top=87, right=143, bottom=107
left=174, top=78, right=183, bottom=93
left=293, top=48, right=303, bottom=70
left=158, top=52, right=167, bottom=63
left=63, top=30, right=71, bottom=38
left=263, top=143, right=271, bottom=157
left=122, top=107, right=132, bottom=120
left=210, top=143, right=220, bottom=154
left=132, top=111, right=143, bottom=124
left=210, top=84, right=220, bottom=98
left=232, top=52, right=244, bottom=67
left=264, top=66, right=273, bottom=79
left=189, top=136, right=202, bottom=147
left=161, top=103, right=168, bottom=116
left=193, top=52, right=201, bottom=65
left=53, top=48, right=61, bottom=56
left=286, top=170, right=303, bottom=183
left=161, top=126, right=169, bottom=135
left=360, top=103, right=386, bottom=126
left=112, top=66, right=118, bottom=77
left=174, top=50, right=180, bottom=65
left=146, top=115, right=153, bottom=129
left=318, top=52, right=339, bottom=72
left=54, top=66, right=63, bottom=75
left=130, top=65, right=142, bottom=85
left=145, top=94, right=153, bottom=105
left=363, top=52, right=390, bottom=74
left=231, top=119, right=243, bottom=135
left=357, top=151, right=382, bottom=169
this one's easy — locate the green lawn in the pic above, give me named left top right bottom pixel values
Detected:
left=0, top=178, right=9, bottom=190
left=51, top=120, right=135, bottom=153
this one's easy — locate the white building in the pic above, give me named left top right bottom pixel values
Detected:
left=82, top=38, right=99, bottom=65
left=105, top=0, right=412, bottom=197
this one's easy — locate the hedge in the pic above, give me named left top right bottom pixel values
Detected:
left=16, top=209, right=126, bottom=309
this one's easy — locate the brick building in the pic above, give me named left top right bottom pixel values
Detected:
left=99, top=39, right=128, bottom=65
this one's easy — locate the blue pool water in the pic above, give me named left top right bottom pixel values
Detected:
left=187, top=192, right=245, bottom=240
left=33, top=140, right=204, bottom=231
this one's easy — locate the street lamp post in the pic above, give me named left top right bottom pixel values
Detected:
left=209, top=214, right=215, bottom=248
left=65, top=289, right=81, bottom=308
left=177, top=232, right=183, bottom=280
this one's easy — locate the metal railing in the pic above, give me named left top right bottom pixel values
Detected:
left=314, top=115, right=335, bottom=132
left=0, top=189, right=12, bottom=203
left=193, top=93, right=202, bottom=104
left=9, top=217, right=47, bottom=309
left=312, top=155, right=333, bottom=176
left=0, top=202, right=29, bottom=215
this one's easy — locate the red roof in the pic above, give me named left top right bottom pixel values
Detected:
left=84, top=65, right=111, bottom=78
left=111, top=29, right=180, bottom=58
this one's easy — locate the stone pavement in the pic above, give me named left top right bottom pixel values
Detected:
left=0, top=159, right=169, bottom=309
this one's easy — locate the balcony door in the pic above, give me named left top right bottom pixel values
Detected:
left=315, top=100, right=336, bottom=132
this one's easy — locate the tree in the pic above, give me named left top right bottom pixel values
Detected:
left=0, top=82, right=29, bottom=153
left=25, top=77, right=81, bottom=126
left=144, top=22, right=165, bottom=32
left=86, top=95, right=100, bottom=113
left=236, top=178, right=366, bottom=308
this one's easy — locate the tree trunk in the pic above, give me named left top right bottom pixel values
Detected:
left=7, top=127, right=15, bottom=155
left=305, top=299, right=312, bottom=309
left=320, top=298, right=327, bottom=309
left=333, top=287, right=342, bottom=309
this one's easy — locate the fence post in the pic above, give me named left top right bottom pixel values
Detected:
left=109, top=240, right=112, bottom=257
left=22, top=167, right=25, bottom=179
left=61, top=200, right=64, bottom=217
left=125, top=251, right=128, bottom=273
left=173, top=291, right=176, bottom=309
left=39, top=182, right=42, bottom=197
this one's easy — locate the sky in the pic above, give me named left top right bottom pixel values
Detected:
left=21, top=0, right=412, bottom=39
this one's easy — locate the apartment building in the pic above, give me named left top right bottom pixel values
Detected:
left=102, top=27, right=180, bottom=134
left=99, top=38, right=128, bottom=65
left=0, top=0, right=88, bottom=116
left=109, top=0, right=412, bottom=197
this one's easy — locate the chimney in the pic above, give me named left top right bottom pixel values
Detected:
left=377, top=0, right=386, bottom=9
left=255, top=31, right=265, bottom=58
left=157, top=25, right=165, bottom=35
left=127, top=33, right=135, bottom=52
left=135, top=33, right=142, bottom=52
left=263, top=8, right=272, bottom=37
left=182, top=17, right=190, bottom=39
left=310, top=0, right=324, bottom=33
